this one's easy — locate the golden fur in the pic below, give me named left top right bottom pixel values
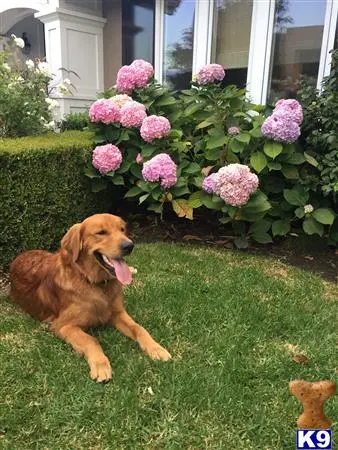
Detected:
left=9, top=213, right=171, bottom=382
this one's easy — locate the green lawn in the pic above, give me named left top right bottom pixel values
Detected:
left=0, top=243, right=337, bottom=449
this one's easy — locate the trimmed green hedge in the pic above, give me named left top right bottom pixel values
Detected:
left=0, top=131, right=112, bottom=267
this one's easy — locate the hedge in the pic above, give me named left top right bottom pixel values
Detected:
left=0, top=131, right=112, bottom=267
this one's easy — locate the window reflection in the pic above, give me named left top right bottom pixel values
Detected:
left=122, top=0, right=155, bottom=65
left=163, top=0, right=195, bottom=90
left=269, top=0, right=326, bottom=101
left=211, top=0, right=253, bottom=88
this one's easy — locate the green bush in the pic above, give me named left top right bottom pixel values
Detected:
left=298, top=49, right=338, bottom=199
left=0, top=131, right=112, bottom=267
left=60, top=112, right=89, bottom=132
left=85, top=68, right=336, bottom=248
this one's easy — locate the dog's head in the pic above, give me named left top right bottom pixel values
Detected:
left=61, top=214, right=134, bottom=285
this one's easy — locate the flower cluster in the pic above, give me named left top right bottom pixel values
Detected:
left=120, top=101, right=147, bottom=128
left=142, top=153, right=177, bottom=189
left=228, top=126, right=240, bottom=136
left=92, top=144, right=122, bottom=174
left=140, top=115, right=171, bottom=142
left=261, top=98, right=303, bottom=143
left=110, top=94, right=133, bottom=108
left=116, top=60, right=153, bottom=94
left=196, top=64, right=225, bottom=85
left=89, top=99, right=120, bottom=124
left=202, top=164, right=259, bottom=206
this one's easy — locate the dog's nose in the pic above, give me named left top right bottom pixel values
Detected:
left=121, top=240, right=134, bottom=256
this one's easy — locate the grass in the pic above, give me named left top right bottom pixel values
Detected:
left=0, top=243, right=337, bottom=449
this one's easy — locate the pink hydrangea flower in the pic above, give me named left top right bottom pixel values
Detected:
left=120, top=101, right=147, bottom=128
left=142, top=153, right=177, bottom=189
left=202, top=173, right=219, bottom=194
left=89, top=99, right=120, bottom=124
left=228, top=126, right=240, bottom=136
left=110, top=94, right=133, bottom=109
left=116, top=65, right=149, bottom=93
left=131, top=59, right=154, bottom=78
left=196, top=64, right=225, bottom=85
left=136, top=153, right=144, bottom=164
left=140, top=115, right=171, bottom=142
left=213, top=164, right=259, bottom=206
left=261, top=114, right=300, bottom=143
left=92, top=144, right=122, bottom=174
left=273, top=99, right=303, bottom=125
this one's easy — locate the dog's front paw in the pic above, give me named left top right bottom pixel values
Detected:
left=146, top=343, right=172, bottom=361
left=89, top=355, right=112, bottom=383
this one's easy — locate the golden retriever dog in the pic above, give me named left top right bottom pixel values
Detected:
left=9, top=213, right=171, bottom=382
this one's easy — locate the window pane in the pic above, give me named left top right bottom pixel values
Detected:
left=212, top=0, right=253, bottom=88
left=269, top=0, right=327, bottom=101
left=163, top=0, right=195, bottom=90
left=122, top=0, right=155, bottom=65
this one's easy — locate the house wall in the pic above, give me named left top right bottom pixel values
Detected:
left=102, top=0, right=122, bottom=90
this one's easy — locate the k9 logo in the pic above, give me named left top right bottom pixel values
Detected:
left=296, top=429, right=332, bottom=449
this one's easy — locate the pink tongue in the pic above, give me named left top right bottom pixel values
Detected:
left=111, top=259, right=132, bottom=285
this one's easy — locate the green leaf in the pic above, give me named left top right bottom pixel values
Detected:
left=205, top=147, right=222, bottom=161
left=250, top=127, right=263, bottom=138
left=139, top=193, right=150, bottom=204
left=234, top=236, right=249, bottom=249
left=283, top=186, right=309, bottom=206
left=304, top=152, right=319, bottom=167
left=206, top=134, right=227, bottom=150
left=271, top=219, right=291, bottom=236
left=249, top=219, right=271, bottom=234
left=84, top=166, right=100, bottom=179
left=124, top=186, right=142, bottom=198
left=219, top=216, right=231, bottom=224
left=267, top=161, right=282, bottom=171
left=185, top=103, right=202, bottom=116
left=252, top=231, right=273, bottom=244
left=229, top=139, right=245, bottom=153
left=285, top=153, right=306, bottom=164
left=185, top=162, right=201, bottom=174
left=312, top=208, right=336, bottom=225
left=303, top=217, right=324, bottom=236
left=200, top=191, right=223, bottom=210
left=141, top=146, right=155, bottom=158
left=147, top=203, right=163, bottom=214
left=170, top=129, right=183, bottom=139
left=250, top=152, right=267, bottom=173
left=281, top=165, right=299, bottom=179
left=93, top=135, right=106, bottom=144
left=235, top=133, right=250, bottom=144
left=136, top=180, right=152, bottom=192
left=196, top=120, right=213, bottom=130
left=155, top=95, right=176, bottom=106
left=295, top=207, right=305, bottom=219
left=188, top=191, right=202, bottom=208
left=91, top=180, right=108, bottom=193
left=130, top=164, right=142, bottom=179
left=263, top=141, right=283, bottom=159
left=118, top=160, right=131, bottom=174
left=171, top=185, right=190, bottom=197
left=111, top=175, right=124, bottom=186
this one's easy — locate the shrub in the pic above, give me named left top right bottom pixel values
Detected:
left=298, top=49, right=338, bottom=200
left=85, top=60, right=336, bottom=247
left=0, top=35, right=74, bottom=137
left=0, top=131, right=112, bottom=267
left=60, top=112, right=89, bottom=131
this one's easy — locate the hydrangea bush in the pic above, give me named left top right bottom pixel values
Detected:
left=85, top=60, right=336, bottom=247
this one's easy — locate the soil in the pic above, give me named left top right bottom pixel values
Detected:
left=1, top=210, right=336, bottom=297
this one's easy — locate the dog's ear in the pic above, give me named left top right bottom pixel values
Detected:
left=61, top=223, right=82, bottom=262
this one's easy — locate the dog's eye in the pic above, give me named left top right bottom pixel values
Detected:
left=96, top=230, right=107, bottom=235
left=121, top=227, right=125, bottom=232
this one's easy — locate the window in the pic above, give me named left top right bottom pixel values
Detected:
left=122, top=0, right=155, bottom=65
left=211, top=0, right=253, bottom=88
left=162, top=0, right=195, bottom=90
left=268, top=0, right=327, bottom=101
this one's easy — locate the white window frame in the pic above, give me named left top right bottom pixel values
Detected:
left=154, top=0, right=338, bottom=103
left=317, top=0, right=338, bottom=90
